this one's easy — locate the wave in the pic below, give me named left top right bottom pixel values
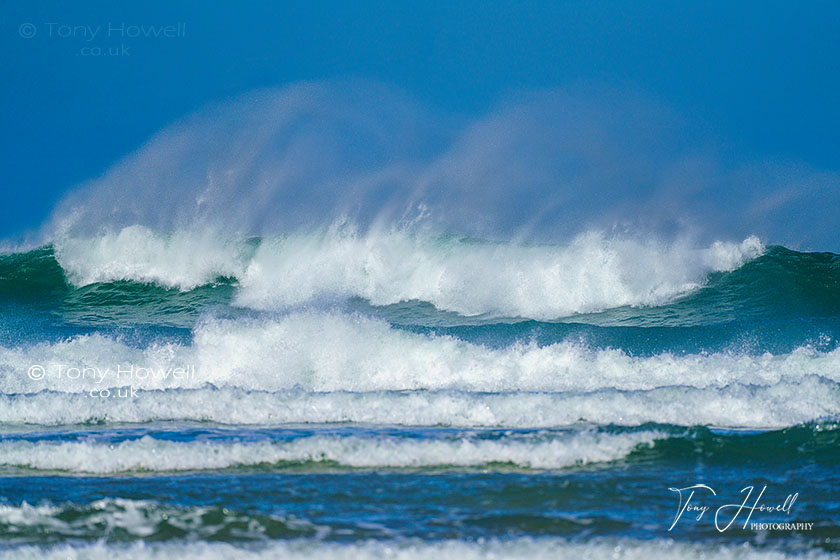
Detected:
left=1, top=376, right=837, bottom=428
left=0, top=430, right=660, bottom=474
left=576, top=245, right=840, bottom=326
left=0, top=243, right=234, bottom=329
left=3, top=311, right=840, bottom=395
left=0, top=246, right=66, bottom=299
left=52, top=227, right=254, bottom=290
left=229, top=229, right=762, bottom=319
left=0, top=536, right=830, bottom=559
left=0, top=498, right=320, bottom=543
left=2, top=227, right=768, bottom=321
left=638, top=422, right=840, bottom=464
left=3, top=423, right=837, bottom=474
left=5, top=228, right=839, bottom=327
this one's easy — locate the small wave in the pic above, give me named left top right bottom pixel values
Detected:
left=0, top=498, right=319, bottom=543
left=1, top=377, right=837, bottom=428
left=0, top=430, right=660, bottom=474
left=2, top=424, right=836, bottom=474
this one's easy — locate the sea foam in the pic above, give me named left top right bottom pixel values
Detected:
left=1, top=377, right=837, bottom=428
left=2, top=310, right=838, bottom=395
left=0, top=430, right=660, bottom=473
left=51, top=226, right=763, bottom=319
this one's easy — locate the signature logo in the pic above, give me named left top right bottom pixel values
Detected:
left=668, top=484, right=809, bottom=532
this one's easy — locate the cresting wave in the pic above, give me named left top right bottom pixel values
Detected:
left=34, top=226, right=763, bottom=319
left=3, top=311, right=840, bottom=394
left=5, top=236, right=840, bottom=331
left=6, top=235, right=840, bottom=329
left=2, top=310, right=840, bottom=427
left=2, top=423, right=836, bottom=474
left=0, top=430, right=660, bottom=473
left=2, top=378, right=838, bottom=427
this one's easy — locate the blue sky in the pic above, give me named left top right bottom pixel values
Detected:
left=2, top=1, right=839, bottom=244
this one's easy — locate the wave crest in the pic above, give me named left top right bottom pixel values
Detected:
left=45, top=226, right=764, bottom=319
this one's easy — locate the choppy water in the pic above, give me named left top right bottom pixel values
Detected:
left=1, top=229, right=838, bottom=557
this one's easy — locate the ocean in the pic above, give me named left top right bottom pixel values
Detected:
left=0, top=227, right=838, bottom=558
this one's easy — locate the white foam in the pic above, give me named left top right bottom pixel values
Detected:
left=239, top=230, right=764, bottom=319
left=52, top=225, right=763, bottom=318
left=0, top=538, right=827, bottom=560
left=1, top=376, right=837, bottom=428
left=0, top=431, right=659, bottom=473
left=0, top=499, right=176, bottom=538
left=2, top=310, right=838, bottom=395
left=53, top=225, right=250, bottom=290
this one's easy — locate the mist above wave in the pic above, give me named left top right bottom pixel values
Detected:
left=44, top=81, right=840, bottom=250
